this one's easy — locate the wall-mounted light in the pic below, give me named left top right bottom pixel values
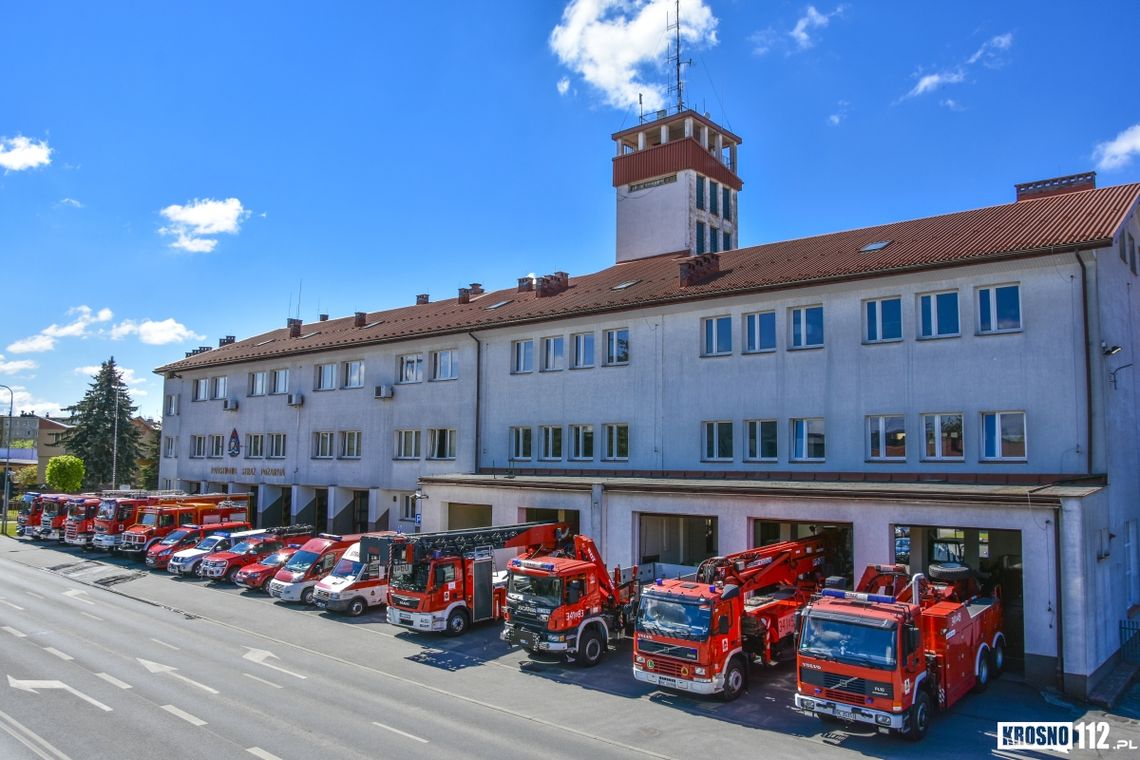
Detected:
left=1101, top=342, right=1122, bottom=356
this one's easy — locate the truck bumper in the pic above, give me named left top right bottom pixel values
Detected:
left=201, top=565, right=227, bottom=579
left=317, top=597, right=352, bottom=613
left=167, top=562, right=197, bottom=576
left=633, top=666, right=721, bottom=695
left=64, top=535, right=91, bottom=547
left=268, top=580, right=309, bottom=602
left=92, top=535, right=121, bottom=550
left=502, top=625, right=571, bottom=653
left=387, top=607, right=443, bottom=631
left=39, top=529, right=62, bottom=540
left=794, top=693, right=905, bottom=729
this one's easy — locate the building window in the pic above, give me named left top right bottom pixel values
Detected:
left=864, top=297, right=902, bottom=343
left=722, top=231, right=732, bottom=251
left=569, top=424, right=594, bottom=460
left=400, top=494, right=417, bottom=521
left=710, top=180, right=719, bottom=215
left=248, top=371, right=267, bottom=396
left=919, top=291, right=959, bottom=338
left=790, top=306, right=824, bottom=348
left=540, top=425, right=563, bottom=461
left=190, top=435, right=206, bottom=458
left=696, top=175, right=705, bottom=210
left=339, top=431, right=362, bottom=459
left=1131, top=232, right=1138, bottom=275
left=165, top=394, right=179, bottom=416
left=343, top=360, right=364, bottom=388
left=267, top=433, right=286, bottom=459
left=210, top=376, right=227, bottom=400
left=696, top=221, right=706, bottom=254
left=977, top=284, right=1021, bottom=334
left=395, top=429, right=421, bottom=460
left=923, top=413, right=963, bottom=461
left=510, top=426, right=533, bottom=461
left=541, top=336, right=565, bottom=371
left=312, top=432, right=335, bottom=459
left=163, top=436, right=176, bottom=458
left=709, top=226, right=719, bottom=253
left=398, top=354, right=424, bottom=384
left=982, top=411, right=1026, bottom=461
left=246, top=434, right=264, bottom=459
left=602, top=423, right=629, bottom=461
left=791, top=418, right=825, bottom=461
left=315, top=363, right=337, bottom=390
left=428, top=429, right=456, bottom=460
left=192, top=379, right=208, bottom=401
left=208, top=434, right=225, bottom=458
left=702, top=316, right=732, bottom=356
left=271, top=369, right=289, bottom=395
left=431, top=350, right=458, bottom=381
left=745, top=419, right=777, bottom=461
left=867, top=415, right=906, bottom=461
left=744, top=311, right=776, bottom=353
left=722, top=187, right=731, bottom=222
left=571, top=333, right=594, bottom=369
left=511, top=340, right=534, bottom=374
left=702, top=421, right=734, bottom=461
left=604, top=328, right=629, bottom=365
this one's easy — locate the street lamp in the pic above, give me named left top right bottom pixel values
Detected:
left=0, top=384, right=13, bottom=535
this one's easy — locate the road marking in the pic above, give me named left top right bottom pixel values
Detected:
left=137, top=658, right=218, bottom=694
left=25, top=591, right=44, bottom=600
left=7, top=676, right=112, bottom=712
left=2, top=626, right=26, bottom=638
left=62, top=590, right=94, bottom=605
left=94, top=673, right=132, bottom=689
left=241, top=672, right=282, bottom=689
left=161, top=704, right=206, bottom=726
left=247, top=748, right=282, bottom=760
left=0, top=597, right=25, bottom=610
left=43, top=647, right=74, bottom=661
left=150, top=638, right=179, bottom=650
left=80, top=611, right=103, bottom=622
left=372, top=721, right=429, bottom=743
left=242, top=647, right=306, bottom=679
left=0, top=707, right=72, bottom=760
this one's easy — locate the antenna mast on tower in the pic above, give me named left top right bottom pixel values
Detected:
left=666, top=0, right=691, bottom=114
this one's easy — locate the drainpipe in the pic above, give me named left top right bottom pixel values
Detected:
left=1053, top=505, right=1065, bottom=690
left=1075, top=252, right=1094, bottom=475
left=467, top=332, right=482, bottom=473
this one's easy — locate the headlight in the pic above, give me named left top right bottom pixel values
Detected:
left=801, top=699, right=815, bottom=710
left=546, top=633, right=565, bottom=642
left=695, top=667, right=707, bottom=676
left=159, top=549, right=171, bottom=556
left=875, top=715, right=891, bottom=726
left=328, top=592, right=340, bottom=600
left=635, top=655, right=645, bottom=663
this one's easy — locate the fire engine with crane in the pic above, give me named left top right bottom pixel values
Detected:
left=314, top=533, right=396, bottom=616
left=794, top=562, right=1004, bottom=741
left=632, top=532, right=838, bottom=701
left=118, top=494, right=249, bottom=557
left=63, top=495, right=103, bottom=549
left=501, top=534, right=638, bottom=666
left=364, top=521, right=570, bottom=636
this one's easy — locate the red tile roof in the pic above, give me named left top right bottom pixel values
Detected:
left=156, top=182, right=1140, bottom=374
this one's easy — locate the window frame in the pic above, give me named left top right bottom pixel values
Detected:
left=790, top=418, right=826, bottom=462
left=395, top=429, right=422, bottom=460
left=210, top=376, right=227, bottom=400
left=710, top=180, right=719, bottom=216
left=744, top=311, right=776, bottom=354
left=190, top=435, right=206, bottom=458
left=427, top=428, right=456, bottom=460
left=539, top=425, right=563, bottom=461
left=722, top=187, right=731, bottom=222
left=246, top=433, right=265, bottom=459
left=696, top=221, right=706, bottom=255
left=602, top=423, right=629, bottom=462
left=208, top=434, right=225, bottom=459
left=976, top=283, right=1022, bottom=335
left=511, top=340, right=535, bottom=374
left=571, top=332, right=595, bottom=369
left=163, top=436, right=176, bottom=458
left=701, top=315, right=733, bottom=357
left=866, top=414, right=907, bottom=461
left=431, top=349, right=458, bottom=381
left=311, top=431, right=335, bottom=459
left=603, top=328, right=630, bottom=366
left=397, top=354, right=424, bottom=384
left=918, top=290, right=961, bottom=339
left=789, top=305, right=824, bottom=349
left=248, top=371, right=267, bottom=396
left=267, top=433, right=286, bottom=459
left=696, top=175, right=705, bottom=211
left=339, top=430, right=362, bottom=459
left=863, top=296, right=903, bottom=344
left=922, top=413, right=964, bottom=462
left=509, top=426, right=533, bottom=461
left=569, top=424, right=594, bottom=461
left=702, top=420, right=734, bottom=462
left=165, top=394, right=180, bottom=416
left=981, top=411, right=1027, bottom=462
left=270, top=369, right=289, bottom=395
left=342, top=360, right=364, bottom=389
left=315, top=362, right=337, bottom=391
left=192, top=378, right=208, bottom=402
left=541, top=336, right=565, bottom=372
left=744, top=419, right=777, bottom=462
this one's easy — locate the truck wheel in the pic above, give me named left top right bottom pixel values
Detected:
left=444, top=608, right=469, bottom=636
left=577, top=628, right=606, bottom=668
left=720, top=657, right=747, bottom=702
left=972, top=649, right=991, bottom=693
left=992, top=638, right=1006, bottom=676
left=300, top=587, right=315, bottom=605
left=904, top=690, right=931, bottom=742
left=927, top=562, right=971, bottom=581
left=348, top=598, right=366, bottom=617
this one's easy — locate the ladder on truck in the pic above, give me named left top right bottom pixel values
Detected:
left=360, top=521, right=569, bottom=564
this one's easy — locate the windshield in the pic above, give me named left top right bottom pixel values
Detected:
left=799, top=614, right=898, bottom=669
left=390, top=562, right=430, bottom=592
left=230, top=541, right=258, bottom=555
left=43, top=503, right=59, bottom=517
left=636, top=595, right=712, bottom=641
left=161, top=530, right=192, bottom=545
left=260, top=551, right=290, bottom=568
left=194, top=536, right=225, bottom=551
left=330, top=559, right=363, bottom=580
left=284, top=550, right=319, bottom=572
left=508, top=573, right=562, bottom=607
left=138, top=512, right=157, bottom=526
left=97, top=502, right=116, bottom=520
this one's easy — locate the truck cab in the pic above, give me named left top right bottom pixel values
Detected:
left=38, top=495, right=72, bottom=541
left=314, top=536, right=394, bottom=616
left=268, top=534, right=361, bottom=604
left=17, top=493, right=44, bottom=537
left=93, top=497, right=153, bottom=551
left=63, top=497, right=102, bottom=548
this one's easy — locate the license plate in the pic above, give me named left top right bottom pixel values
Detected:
left=400, top=615, right=412, bottom=624
left=655, top=675, right=677, bottom=688
left=835, top=710, right=856, bottom=722
left=518, top=632, right=537, bottom=649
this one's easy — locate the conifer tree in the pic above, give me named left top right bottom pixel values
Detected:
left=61, top=357, right=142, bottom=489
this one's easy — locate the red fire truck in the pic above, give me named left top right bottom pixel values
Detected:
left=794, top=563, right=1005, bottom=741
left=119, top=494, right=249, bottom=557
left=144, top=521, right=253, bottom=570
left=92, top=491, right=183, bottom=551
left=501, top=534, right=638, bottom=666
left=201, top=525, right=314, bottom=583
left=632, top=533, right=835, bottom=701
left=267, top=533, right=363, bottom=604
left=365, top=522, right=569, bottom=637
left=63, top=496, right=103, bottom=549
left=234, top=545, right=305, bottom=592
left=38, top=494, right=81, bottom=541
left=17, top=493, right=46, bottom=537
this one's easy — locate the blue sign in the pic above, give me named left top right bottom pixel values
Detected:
left=414, top=512, right=422, bottom=526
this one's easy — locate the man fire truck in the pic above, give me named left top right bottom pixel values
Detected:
left=201, top=525, right=314, bottom=583
left=119, top=494, right=249, bottom=557
left=794, top=563, right=1004, bottom=741
left=63, top=496, right=103, bottom=549
left=314, top=534, right=396, bottom=616
left=501, top=534, right=638, bottom=667
left=268, top=533, right=362, bottom=604
left=363, top=522, right=569, bottom=637
left=632, top=533, right=836, bottom=701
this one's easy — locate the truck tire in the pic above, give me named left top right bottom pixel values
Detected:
left=927, top=562, right=971, bottom=581
left=720, top=657, right=747, bottom=702
left=904, top=690, right=931, bottom=742
left=992, top=638, right=1006, bottom=676
left=972, top=648, right=991, bottom=693
left=576, top=627, right=606, bottom=668
left=348, top=597, right=366, bottom=617
left=445, top=608, right=469, bottom=637
left=300, top=586, right=315, bottom=605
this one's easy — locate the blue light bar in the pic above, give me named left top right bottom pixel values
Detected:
left=212, top=532, right=230, bottom=538
left=821, top=588, right=896, bottom=604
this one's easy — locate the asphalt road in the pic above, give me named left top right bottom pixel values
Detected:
left=1, top=537, right=1136, bottom=760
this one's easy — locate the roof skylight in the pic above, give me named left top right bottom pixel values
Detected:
left=486, top=300, right=512, bottom=310
left=860, top=240, right=892, bottom=252
left=612, top=279, right=641, bottom=290
left=253, top=338, right=275, bottom=347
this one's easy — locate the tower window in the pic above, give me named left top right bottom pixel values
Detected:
left=696, top=176, right=705, bottom=210
left=709, top=226, right=719, bottom=253
left=722, top=188, right=731, bottom=222
left=723, top=231, right=732, bottom=251
left=710, top=181, right=719, bottom=215
left=696, top=222, right=706, bottom=254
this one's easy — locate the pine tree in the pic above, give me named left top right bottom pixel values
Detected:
left=61, top=357, right=142, bottom=489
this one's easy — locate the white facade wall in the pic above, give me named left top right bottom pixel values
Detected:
left=616, top=171, right=691, bottom=263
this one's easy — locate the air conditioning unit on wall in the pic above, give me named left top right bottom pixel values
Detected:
left=374, top=385, right=394, bottom=400
left=223, top=398, right=239, bottom=411
left=287, top=393, right=304, bottom=407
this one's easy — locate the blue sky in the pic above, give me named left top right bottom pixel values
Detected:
left=2, top=1, right=1139, bottom=421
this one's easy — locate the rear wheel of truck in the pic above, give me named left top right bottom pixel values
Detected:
left=992, top=638, right=1006, bottom=676
left=348, top=598, right=366, bottom=617
left=445, top=608, right=469, bottom=637
left=972, top=648, right=991, bottom=693
left=903, top=690, right=931, bottom=742
left=577, top=628, right=606, bottom=667
left=300, top=587, right=315, bottom=605
left=720, top=657, right=747, bottom=702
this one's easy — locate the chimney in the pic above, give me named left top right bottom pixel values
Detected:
left=354, top=311, right=367, bottom=327
left=287, top=318, right=302, bottom=338
left=679, top=253, right=720, bottom=287
left=458, top=287, right=471, bottom=305
left=1015, top=172, right=1096, bottom=202
left=416, top=293, right=430, bottom=305
left=218, top=335, right=235, bottom=347
left=319, top=314, right=328, bottom=322
left=469, top=282, right=484, bottom=296
left=517, top=276, right=535, bottom=293
left=536, top=271, right=570, bottom=298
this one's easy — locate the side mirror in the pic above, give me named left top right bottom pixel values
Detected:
left=906, top=626, right=921, bottom=656
left=717, top=615, right=731, bottom=635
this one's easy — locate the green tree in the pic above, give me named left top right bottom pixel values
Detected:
left=14, top=467, right=39, bottom=489
left=137, top=424, right=161, bottom=490
left=61, top=357, right=142, bottom=489
left=46, top=455, right=85, bottom=492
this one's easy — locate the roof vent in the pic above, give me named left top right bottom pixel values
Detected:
left=416, top=293, right=430, bottom=305
left=287, top=318, right=302, bottom=338
left=536, top=271, right=569, bottom=298
left=517, top=276, right=536, bottom=293
left=319, top=313, right=328, bottom=322
left=458, top=287, right=471, bottom=305
left=354, top=311, right=366, bottom=328
left=1015, top=172, right=1096, bottom=202
left=469, top=282, right=484, bottom=295
left=678, top=253, right=720, bottom=287
left=218, top=335, right=235, bottom=347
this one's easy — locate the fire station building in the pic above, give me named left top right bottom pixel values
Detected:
left=157, top=109, right=1140, bottom=700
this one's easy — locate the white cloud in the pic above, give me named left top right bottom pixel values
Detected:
left=901, top=32, right=1013, bottom=101
left=827, top=99, right=849, bottom=126
left=967, top=33, right=1013, bottom=67
left=789, top=5, right=845, bottom=50
left=1093, top=124, right=1140, bottom=172
left=750, top=27, right=778, bottom=56
left=4, top=386, right=68, bottom=418
left=940, top=98, right=964, bottom=111
left=7, top=305, right=113, bottom=353
left=6, top=334, right=56, bottom=354
left=75, top=364, right=146, bottom=387
left=556, top=77, right=571, bottom=95
left=59, top=197, right=84, bottom=208
left=827, top=114, right=841, bottom=126
left=158, top=197, right=250, bottom=253
left=0, top=135, right=52, bottom=171
left=906, top=69, right=965, bottom=98
left=110, top=318, right=204, bottom=346
left=550, top=0, right=718, bottom=111
left=0, top=355, right=38, bottom=374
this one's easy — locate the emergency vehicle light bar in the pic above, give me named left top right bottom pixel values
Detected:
left=511, top=559, right=556, bottom=571
left=821, top=588, right=896, bottom=604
